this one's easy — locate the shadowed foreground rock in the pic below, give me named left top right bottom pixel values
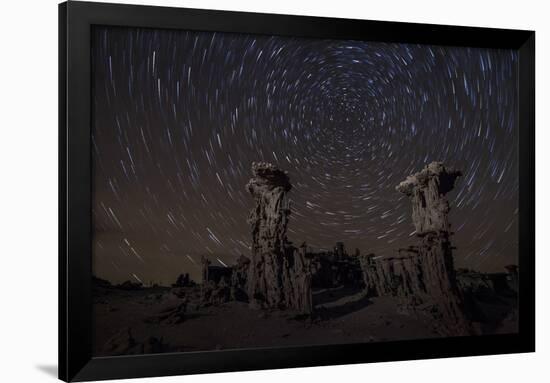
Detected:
left=361, top=162, right=472, bottom=336
left=246, top=162, right=312, bottom=314
left=103, top=327, right=169, bottom=355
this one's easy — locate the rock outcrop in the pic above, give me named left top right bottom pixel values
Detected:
left=310, top=242, right=364, bottom=289
left=199, top=255, right=249, bottom=305
left=172, top=273, right=193, bottom=288
left=246, top=162, right=312, bottom=314
left=361, top=162, right=472, bottom=336
left=230, top=255, right=250, bottom=301
left=103, top=328, right=169, bottom=355
left=396, top=161, right=462, bottom=235
left=360, top=251, right=425, bottom=301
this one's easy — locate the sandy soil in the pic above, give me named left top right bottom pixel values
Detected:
left=93, top=285, right=451, bottom=356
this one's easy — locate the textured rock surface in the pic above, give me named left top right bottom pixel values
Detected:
left=412, top=233, right=471, bottom=336
left=310, top=243, right=364, bottom=289
left=361, top=162, right=471, bottom=336
left=396, top=162, right=462, bottom=235
left=199, top=255, right=249, bottom=305
left=246, top=162, right=312, bottom=314
left=360, top=251, right=425, bottom=301
left=396, top=162, right=470, bottom=336
left=230, top=255, right=251, bottom=301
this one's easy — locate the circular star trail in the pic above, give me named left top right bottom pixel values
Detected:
left=92, top=27, right=518, bottom=285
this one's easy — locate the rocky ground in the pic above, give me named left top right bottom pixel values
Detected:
left=93, top=282, right=517, bottom=356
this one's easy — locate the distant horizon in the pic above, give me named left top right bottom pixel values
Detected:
left=93, top=224, right=517, bottom=286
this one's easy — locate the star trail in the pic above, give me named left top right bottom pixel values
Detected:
left=92, top=26, right=518, bottom=285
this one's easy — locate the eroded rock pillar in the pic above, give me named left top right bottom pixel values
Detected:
left=246, top=162, right=311, bottom=314
left=396, top=161, right=471, bottom=336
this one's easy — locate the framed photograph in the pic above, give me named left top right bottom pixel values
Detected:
left=59, top=1, right=535, bottom=381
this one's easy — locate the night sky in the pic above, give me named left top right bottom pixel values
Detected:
left=92, top=26, right=518, bottom=286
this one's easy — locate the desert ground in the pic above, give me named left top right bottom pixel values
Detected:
left=93, top=280, right=517, bottom=356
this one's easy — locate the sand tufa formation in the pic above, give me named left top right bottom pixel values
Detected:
left=246, top=162, right=312, bottom=314
left=361, top=162, right=472, bottom=336
left=396, top=161, right=462, bottom=235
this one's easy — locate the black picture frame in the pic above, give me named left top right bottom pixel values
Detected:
left=59, top=1, right=535, bottom=381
